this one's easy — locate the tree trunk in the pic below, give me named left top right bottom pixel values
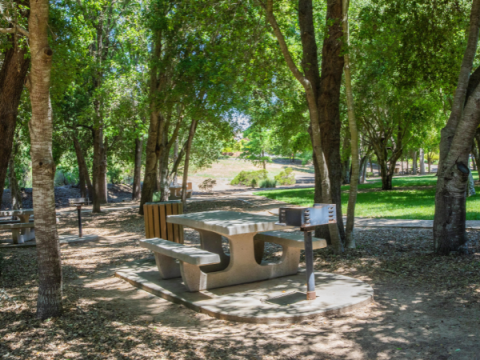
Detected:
left=159, top=135, right=170, bottom=202
left=263, top=0, right=343, bottom=253
left=28, top=0, right=63, bottom=319
left=412, top=151, right=417, bottom=175
left=434, top=0, right=480, bottom=255
left=406, top=156, right=409, bottom=174
left=474, top=129, right=480, bottom=179
left=369, top=158, right=373, bottom=174
left=0, top=33, right=30, bottom=207
left=8, top=146, right=22, bottom=210
left=343, top=0, right=359, bottom=248
left=379, top=160, right=393, bottom=190
left=172, top=138, right=179, bottom=185
left=419, top=148, right=426, bottom=175
left=317, top=0, right=346, bottom=243
left=182, top=119, right=198, bottom=205
left=132, top=136, right=142, bottom=200
left=92, top=127, right=107, bottom=212
left=72, top=135, right=93, bottom=200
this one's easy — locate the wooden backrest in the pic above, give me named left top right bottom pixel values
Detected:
left=143, top=201, right=184, bottom=244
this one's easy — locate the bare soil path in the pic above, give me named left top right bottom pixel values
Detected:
left=1, top=198, right=479, bottom=359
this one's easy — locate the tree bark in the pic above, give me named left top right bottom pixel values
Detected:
left=419, top=148, right=426, bottom=175
left=0, top=32, right=30, bottom=207
left=72, top=135, right=93, bottom=200
left=474, top=129, right=480, bottom=179
left=28, top=0, right=63, bottom=319
left=8, top=144, right=22, bottom=210
left=317, top=0, right=346, bottom=243
left=182, top=119, right=198, bottom=204
left=342, top=0, right=359, bottom=248
left=434, top=0, right=480, bottom=254
left=92, top=127, right=108, bottom=212
left=132, top=136, right=143, bottom=200
left=412, top=151, right=417, bottom=175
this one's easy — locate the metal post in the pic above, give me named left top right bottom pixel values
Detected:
left=304, top=230, right=316, bottom=300
left=77, top=205, right=83, bottom=238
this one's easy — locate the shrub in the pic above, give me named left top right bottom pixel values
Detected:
left=259, top=178, right=277, bottom=188
left=230, top=170, right=268, bottom=186
left=275, top=168, right=296, bottom=185
left=152, top=192, right=161, bottom=202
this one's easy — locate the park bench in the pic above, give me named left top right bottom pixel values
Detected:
left=254, top=231, right=327, bottom=250
left=139, top=238, right=221, bottom=292
left=0, top=222, right=35, bottom=244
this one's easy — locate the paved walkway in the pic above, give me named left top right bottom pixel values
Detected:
left=351, top=218, right=480, bottom=230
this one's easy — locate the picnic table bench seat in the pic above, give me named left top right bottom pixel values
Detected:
left=0, top=222, right=35, bottom=243
left=255, top=231, right=327, bottom=250
left=140, top=238, right=221, bottom=292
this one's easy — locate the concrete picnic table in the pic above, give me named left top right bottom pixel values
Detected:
left=0, top=209, right=34, bottom=244
left=166, top=210, right=300, bottom=289
left=0, top=209, right=33, bottom=223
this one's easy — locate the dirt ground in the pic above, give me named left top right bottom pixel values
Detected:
left=1, top=198, right=480, bottom=359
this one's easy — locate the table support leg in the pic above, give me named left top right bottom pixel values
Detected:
left=304, top=231, right=316, bottom=300
left=198, top=230, right=230, bottom=272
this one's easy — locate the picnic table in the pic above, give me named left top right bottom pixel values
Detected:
left=140, top=210, right=327, bottom=291
left=0, top=209, right=34, bottom=244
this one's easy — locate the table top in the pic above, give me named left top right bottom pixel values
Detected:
left=0, top=209, right=34, bottom=216
left=167, top=210, right=290, bottom=236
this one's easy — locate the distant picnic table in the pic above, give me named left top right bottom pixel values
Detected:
left=0, top=209, right=34, bottom=244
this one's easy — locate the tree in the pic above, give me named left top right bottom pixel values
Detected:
left=259, top=0, right=344, bottom=252
left=27, top=0, right=63, bottom=319
left=0, top=0, right=30, bottom=207
left=434, top=0, right=480, bottom=255
left=240, top=127, right=272, bottom=170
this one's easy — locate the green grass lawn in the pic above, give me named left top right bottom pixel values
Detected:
left=254, top=173, right=480, bottom=220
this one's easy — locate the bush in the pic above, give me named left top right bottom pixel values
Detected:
left=259, top=178, right=277, bottom=188
left=275, top=168, right=296, bottom=185
left=108, top=167, right=123, bottom=184
left=152, top=192, right=163, bottom=202
left=230, top=170, right=268, bottom=186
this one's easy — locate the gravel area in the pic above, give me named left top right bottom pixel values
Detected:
left=1, top=199, right=479, bottom=359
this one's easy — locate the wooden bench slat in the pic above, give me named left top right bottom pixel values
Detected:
left=140, top=238, right=220, bottom=266
left=255, top=231, right=327, bottom=250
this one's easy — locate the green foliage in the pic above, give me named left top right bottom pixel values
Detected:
left=274, top=168, right=296, bottom=185
left=230, top=170, right=268, bottom=186
left=259, top=178, right=277, bottom=188
left=54, top=168, right=79, bottom=187
left=152, top=192, right=161, bottom=202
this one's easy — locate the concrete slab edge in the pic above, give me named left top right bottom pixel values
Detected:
left=114, top=271, right=373, bottom=324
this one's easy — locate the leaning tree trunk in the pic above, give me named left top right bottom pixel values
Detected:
left=434, top=0, right=480, bottom=254
left=0, top=34, right=30, bottom=206
left=419, top=148, right=426, bottom=175
left=132, top=136, right=143, bottom=200
left=343, top=0, right=359, bottom=248
left=181, top=119, right=198, bottom=205
left=28, top=0, right=63, bottom=319
left=72, top=135, right=93, bottom=200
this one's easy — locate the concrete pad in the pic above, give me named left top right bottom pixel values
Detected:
left=115, top=259, right=374, bottom=324
left=0, top=234, right=99, bottom=248
left=59, top=234, right=99, bottom=245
